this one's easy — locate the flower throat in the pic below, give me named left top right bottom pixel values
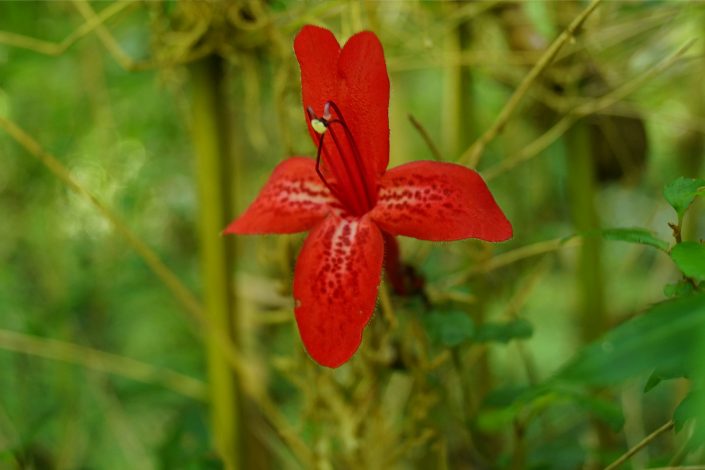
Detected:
left=307, top=101, right=377, bottom=216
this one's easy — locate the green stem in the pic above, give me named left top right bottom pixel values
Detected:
left=566, top=121, right=615, bottom=453
left=679, top=21, right=704, bottom=241
left=566, top=122, right=606, bottom=344
left=443, top=7, right=499, bottom=459
left=0, top=115, right=204, bottom=320
left=443, top=7, right=476, bottom=159
left=0, top=329, right=207, bottom=400
left=190, top=56, right=241, bottom=470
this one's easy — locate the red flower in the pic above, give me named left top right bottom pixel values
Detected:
left=225, top=25, right=512, bottom=368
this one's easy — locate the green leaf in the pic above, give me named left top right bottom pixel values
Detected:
left=674, top=389, right=705, bottom=452
left=663, top=177, right=705, bottom=219
left=664, top=280, right=696, bottom=298
left=422, top=311, right=475, bottom=347
left=474, top=318, right=533, bottom=343
left=644, top=365, right=688, bottom=393
left=423, top=312, right=532, bottom=347
left=572, top=393, right=624, bottom=431
left=674, top=389, right=700, bottom=432
left=553, top=293, right=705, bottom=386
left=602, top=227, right=669, bottom=252
left=479, top=384, right=623, bottom=432
left=671, top=242, right=705, bottom=281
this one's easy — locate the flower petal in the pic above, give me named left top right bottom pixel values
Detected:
left=336, top=31, right=390, bottom=175
left=369, top=161, right=513, bottom=242
left=294, top=26, right=390, bottom=176
left=293, top=214, right=383, bottom=367
left=294, top=25, right=340, bottom=143
left=224, top=157, right=336, bottom=235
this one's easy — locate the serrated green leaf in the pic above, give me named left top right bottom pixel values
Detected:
left=422, top=311, right=475, bottom=347
left=671, top=242, right=705, bottom=281
left=602, top=227, right=670, bottom=252
left=663, top=177, right=705, bottom=219
left=553, top=294, right=705, bottom=385
left=474, top=318, right=533, bottom=343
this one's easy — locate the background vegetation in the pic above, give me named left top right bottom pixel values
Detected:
left=1, top=1, right=705, bottom=469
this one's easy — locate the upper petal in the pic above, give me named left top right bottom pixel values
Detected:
left=336, top=31, right=390, bottom=176
left=369, top=161, right=513, bottom=242
left=293, top=214, right=384, bottom=367
left=224, top=157, right=336, bottom=235
left=294, top=26, right=389, bottom=176
left=294, top=25, right=340, bottom=146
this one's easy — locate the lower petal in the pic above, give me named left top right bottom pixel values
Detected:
left=369, top=161, right=513, bottom=242
left=293, top=214, right=384, bottom=367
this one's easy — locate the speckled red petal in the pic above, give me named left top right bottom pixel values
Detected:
left=336, top=31, right=390, bottom=176
left=294, top=25, right=341, bottom=148
left=293, top=214, right=383, bottom=367
left=294, top=26, right=390, bottom=177
left=224, top=157, right=337, bottom=235
left=369, top=161, right=513, bottom=242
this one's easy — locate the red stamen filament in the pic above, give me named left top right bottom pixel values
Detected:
left=308, top=101, right=377, bottom=216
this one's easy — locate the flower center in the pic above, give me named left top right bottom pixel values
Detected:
left=307, top=101, right=377, bottom=216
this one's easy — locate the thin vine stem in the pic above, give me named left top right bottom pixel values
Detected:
left=378, top=281, right=398, bottom=330
left=72, top=0, right=212, bottom=71
left=444, top=236, right=582, bottom=286
left=0, top=115, right=316, bottom=467
left=459, top=0, right=602, bottom=168
left=0, top=0, right=136, bottom=55
left=484, top=38, right=696, bottom=181
left=603, top=420, right=674, bottom=470
left=0, top=328, right=207, bottom=400
left=0, top=116, right=205, bottom=321
left=408, top=113, right=443, bottom=161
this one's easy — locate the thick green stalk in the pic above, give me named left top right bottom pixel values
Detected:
left=566, top=122, right=606, bottom=343
left=443, top=10, right=476, bottom=158
left=679, top=22, right=704, bottom=240
left=190, top=56, right=241, bottom=470
left=566, top=121, right=616, bottom=454
left=453, top=19, right=491, bottom=396
left=441, top=6, right=500, bottom=460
